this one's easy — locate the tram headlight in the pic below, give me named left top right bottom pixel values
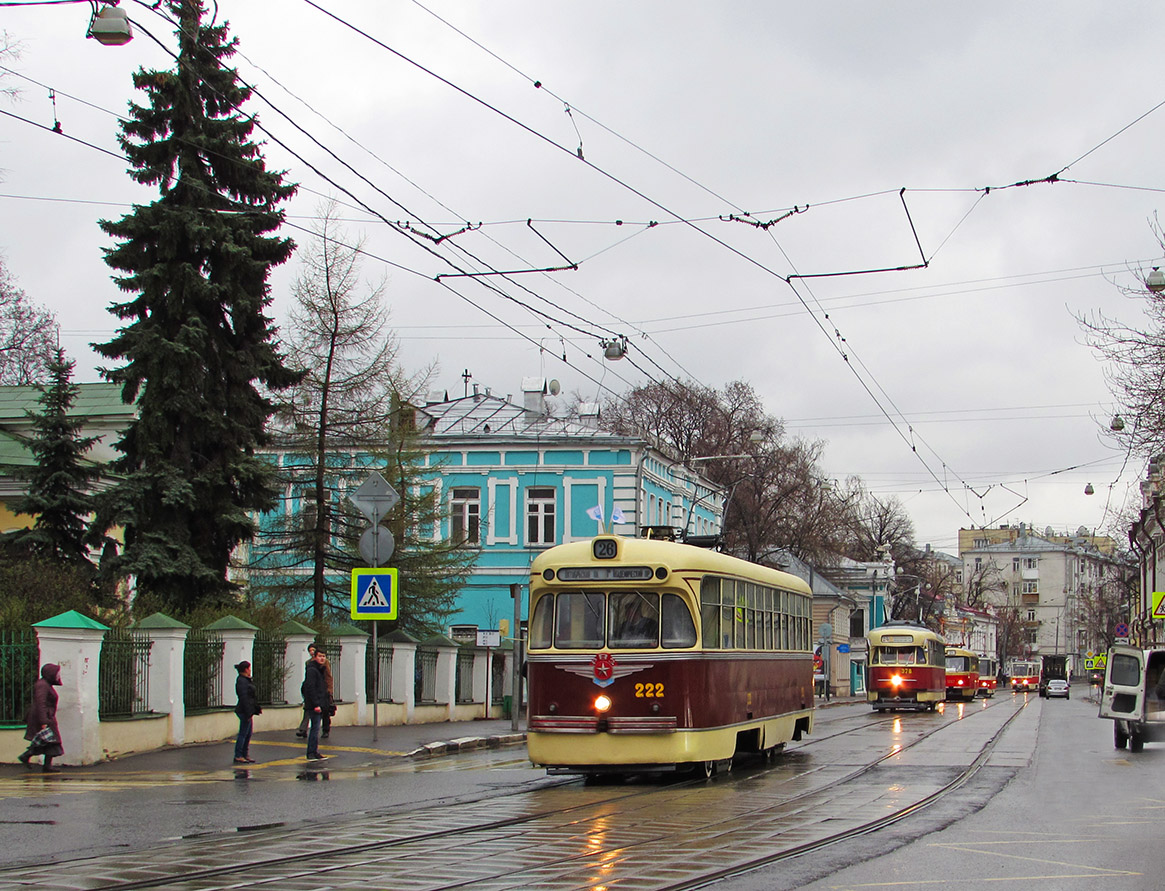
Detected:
left=594, top=694, right=612, bottom=713
left=891, top=674, right=903, bottom=687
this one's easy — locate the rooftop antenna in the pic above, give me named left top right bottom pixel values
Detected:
left=461, top=368, right=472, bottom=397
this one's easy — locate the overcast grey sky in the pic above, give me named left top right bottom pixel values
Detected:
left=3, top=2, right=1165, bottom=554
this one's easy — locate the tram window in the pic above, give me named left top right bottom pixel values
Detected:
left=661, top=593, right=697, bottom=648
left=554, top=591, right=605, bottom=649
left=529, top=596, right=553, bottom=649
left=877, top=646, right=918, bottom=666
left=701, top=600, right=719, bottom=649
left=609, top=591, right=659, bottom=648
left=945, top=655, right=968, bottom=671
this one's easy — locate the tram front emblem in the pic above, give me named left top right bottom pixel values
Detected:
left=555, top=654, right=653, bottom=688
left=593, top=653, right=615, bottom=683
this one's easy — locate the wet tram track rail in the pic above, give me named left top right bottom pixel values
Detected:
left=4, top=696, right=1033, bottom=891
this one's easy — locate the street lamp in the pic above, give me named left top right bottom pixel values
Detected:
left=1147, top=267, right=1165, bottom=294
left=88, top=2, right=133, bottom=45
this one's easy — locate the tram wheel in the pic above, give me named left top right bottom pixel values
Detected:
left=699, top=760, right=714, bottom=779
left=1114, top=723, right=1128, bottom=750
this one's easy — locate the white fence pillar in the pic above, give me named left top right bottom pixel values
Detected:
left=280, top=622, right=317, bottom=707
left=389, top=639, right=417, bottom=722
left=431, top=637, right=459, bottom=720
left=33, top=610, right=108, bottom=766
left=334, top=625, right=369, bottom=724
left=204, top=616, right=257, bottom=709
left=135, top=612, right=190, bottom=745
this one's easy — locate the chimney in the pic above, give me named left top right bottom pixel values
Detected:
left=522, top=377, right=547, bottom=418
left=579, top=402, right=601, bottom=428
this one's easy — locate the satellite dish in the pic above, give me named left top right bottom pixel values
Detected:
left=548, top=379, right=561, bottom=395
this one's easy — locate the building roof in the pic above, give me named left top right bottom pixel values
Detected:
left=421, top=391, right=636, bottom=441
left=0, top=382, right=132, bottom=422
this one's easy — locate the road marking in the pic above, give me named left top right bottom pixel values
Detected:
left=252, top=741, right=411, bottom=756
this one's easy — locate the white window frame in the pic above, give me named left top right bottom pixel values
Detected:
left=450, top=487, right=481, bottom=546
left=526, top=487, right=557, bottom=547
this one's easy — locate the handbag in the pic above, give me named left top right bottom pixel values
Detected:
left=31, top=727, right=58, bottom=748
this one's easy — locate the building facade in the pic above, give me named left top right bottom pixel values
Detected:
left=248, top=378, right=726, bottom=635
left=962, top=526, right=1128, bottom=675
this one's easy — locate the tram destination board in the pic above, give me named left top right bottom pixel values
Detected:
left=557, top=565, right=654, bottom=581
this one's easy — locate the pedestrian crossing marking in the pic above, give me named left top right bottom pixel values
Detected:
left=351, top=568, right=398, bottom=619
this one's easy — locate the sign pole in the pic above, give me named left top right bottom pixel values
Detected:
left=372, top=520, right=379, bottom=743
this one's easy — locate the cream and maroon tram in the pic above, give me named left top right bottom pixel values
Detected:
left=526, top=535, right=815, bottom=777
left=944, top=647, right=980, bottom=702
left=1008, top=660, right=1039, bottom=693
left=866, top=622, right=947, bottom=711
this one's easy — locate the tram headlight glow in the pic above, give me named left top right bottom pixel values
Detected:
left=890, top=674, right=903, bottom=687
left=594, top=694, right=612, bottom=713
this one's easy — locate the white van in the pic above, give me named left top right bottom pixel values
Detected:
left=1098, top=645, right=1165, bottom=752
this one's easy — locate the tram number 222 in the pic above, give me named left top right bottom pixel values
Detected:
left=635, top=682, right=665, bottom=697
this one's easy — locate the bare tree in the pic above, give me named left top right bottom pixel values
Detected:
left=254, top=201, right=431, bottom=621
left=0, top=257, right=57, bottom=385
left=1080, top=219, right=1165, bottom=458
left=842, top=487, right=916, bottom=563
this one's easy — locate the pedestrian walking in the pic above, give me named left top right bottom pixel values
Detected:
left=302, top=647, right=330, bottom=761
left=233, top=661, right=260, bottom=764
left=296, top=643, right=318, bottom=738
left=18, top=663, right=64, bottom=773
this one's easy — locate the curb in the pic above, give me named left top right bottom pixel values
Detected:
left=410, top=732, right=527, bottom=759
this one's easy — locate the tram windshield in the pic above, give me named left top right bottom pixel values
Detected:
left=946, top=654, right=977, bottom=672
left=528, top=591, right=697, bottom=650
left=874, top=646, right=925, bottom=666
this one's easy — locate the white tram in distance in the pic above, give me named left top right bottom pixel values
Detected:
left=525, top=534, right=816, bottom=778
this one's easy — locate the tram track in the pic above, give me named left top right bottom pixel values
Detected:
left=6, top=696, right=1033, bottom=891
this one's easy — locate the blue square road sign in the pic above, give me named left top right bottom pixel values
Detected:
left=351, top=568, right=398, bottom=619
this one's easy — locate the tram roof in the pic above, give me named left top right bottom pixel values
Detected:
left=532, top=536, right=811, bottom=595
left=866, top=622, right=946, bottom=645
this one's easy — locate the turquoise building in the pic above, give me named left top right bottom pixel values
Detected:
left=416, top=378, right=724, bottom=635
left=248, top=378, right=725, bottom=637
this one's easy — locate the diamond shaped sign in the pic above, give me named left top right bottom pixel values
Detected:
left=349, top=471, right=400, bottom=524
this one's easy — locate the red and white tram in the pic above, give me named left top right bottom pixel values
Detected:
left=1009, top=660, right=1039, bottom=693
left=866, top=622, right=947, bottom=711
left=977, top=655, right=999, bottom=698
left=526, top=535, right=815, bottom=777
left=944, top=647, right=980, bottom=702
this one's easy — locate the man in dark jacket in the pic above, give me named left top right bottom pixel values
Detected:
left=302, top=648, right=330, bottom=761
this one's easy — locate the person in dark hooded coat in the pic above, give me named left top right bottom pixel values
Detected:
left=19, top=663, right=64, bottom=773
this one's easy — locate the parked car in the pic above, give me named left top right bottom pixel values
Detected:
left=1046, top=678, right=1070, bottom=699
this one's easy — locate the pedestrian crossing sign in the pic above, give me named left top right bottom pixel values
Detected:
left=351, top=568, right=398, bottom=619
left=1152, top=591, right=1165, bottom=620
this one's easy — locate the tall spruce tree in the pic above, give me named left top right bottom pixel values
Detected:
left=93, top=0, right=300, bottom=612
left=9, top=349, right=98, bottom=566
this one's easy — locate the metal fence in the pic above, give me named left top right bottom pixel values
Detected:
left=492, top=651, right=507, bottom=705
left=99, top=629, right=153, bottom=719
left=415, top=646, right=438, bottom=704
left=366, top=643, right=393, bottom=703
left=455, top=648, right=476, bottom=703
left=252, top=630, right=288, bottom=705
left=183, top=629, right=225, bottom=712
left=0, top=630, right=39, bottom=725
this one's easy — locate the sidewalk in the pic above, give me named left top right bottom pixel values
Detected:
left=2, top=718, right=528, bottom=779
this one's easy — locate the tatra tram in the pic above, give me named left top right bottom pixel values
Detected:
left=944, top=646, right=980, bottom=702
left=866, top=622, right=947, bottom=711
left=1008, top=660, right=1039, bottom=693
left=526, top=534, right=816, bottom=778
left=977, top=655, right=999, bottom=698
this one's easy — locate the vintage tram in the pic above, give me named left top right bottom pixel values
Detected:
left=1008, top=660, right=1039, bottom=693
left=977, top=655, right=999, bottom=697
left=944, top=646, right=980, bottom=701
left=525, top=535, right=815, bottom=777
left=866, top=622, right=947, bottom=711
